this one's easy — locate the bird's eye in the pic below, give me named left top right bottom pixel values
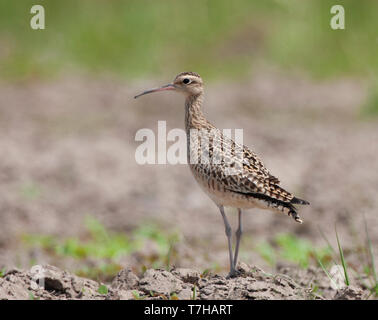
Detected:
left=183, top=78, right=191, bottom=84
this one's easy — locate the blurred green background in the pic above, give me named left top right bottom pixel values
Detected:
left=0, top=0, right=377, bottom=83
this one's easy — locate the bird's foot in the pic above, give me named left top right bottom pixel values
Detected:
left=226, top=269, right=241, bottom=279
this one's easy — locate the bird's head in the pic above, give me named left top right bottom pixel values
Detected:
left=134, top=72, right=203, bottom=99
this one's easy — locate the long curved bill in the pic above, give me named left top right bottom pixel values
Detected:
left=134, top=83, right=176, bottom=99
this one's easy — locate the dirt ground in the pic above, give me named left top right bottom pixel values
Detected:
left=0, top=263, right=365, bottom=300
left=0, top=69, right=377, bottom=299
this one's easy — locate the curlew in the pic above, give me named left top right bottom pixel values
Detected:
left=135, top=72, right=309, bottom=277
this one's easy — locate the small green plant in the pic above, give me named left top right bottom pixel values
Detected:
left=170, top=293, right=179, bottom=300
left=192, top=285, right=197, bottom=300
left=315, top=253, right=339, bottom=289
left=199, top=264, right=219, bottom=278
left=28, top=291, right=39, bottom=300
left=317, top=222, right=378, bottom=295
left=364, top=216, right=377, bottom=296
left=98, top=284, right=108, bottom=295
left=335, top=226, right=350, bottom=286
left=316, top=227, right=350, bottom=289
left=201, top=268, right=212, bottom=278
left=0, top=267, right=6, bottom=277
left=132, top=290, right=146, bottom=300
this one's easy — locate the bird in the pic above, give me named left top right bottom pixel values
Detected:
left=134, top=71, right=309, bottom=277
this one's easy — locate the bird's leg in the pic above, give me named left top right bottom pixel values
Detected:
left=219, top=205, right=236, bottom=277
left=233, top=209, right=243, bottom=272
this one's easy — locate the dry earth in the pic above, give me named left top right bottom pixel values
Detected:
left=0, top=69, right=377, bottom=299
left=0, top=263, right=365, bottom=300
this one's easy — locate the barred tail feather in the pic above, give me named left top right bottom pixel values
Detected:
left=291, top=197, right=310, bottom=205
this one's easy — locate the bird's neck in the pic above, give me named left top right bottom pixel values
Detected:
left=185, top=93, right=207, bottom=131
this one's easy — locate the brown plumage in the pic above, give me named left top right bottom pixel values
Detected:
left=135, top=72, right=309, bottom=277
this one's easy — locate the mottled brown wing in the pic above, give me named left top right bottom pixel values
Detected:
left=192, top=127, right=294, bottom=203
left=221, top=154, right=295, bottom=204
left=242, top=146, right=281, bottom=184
